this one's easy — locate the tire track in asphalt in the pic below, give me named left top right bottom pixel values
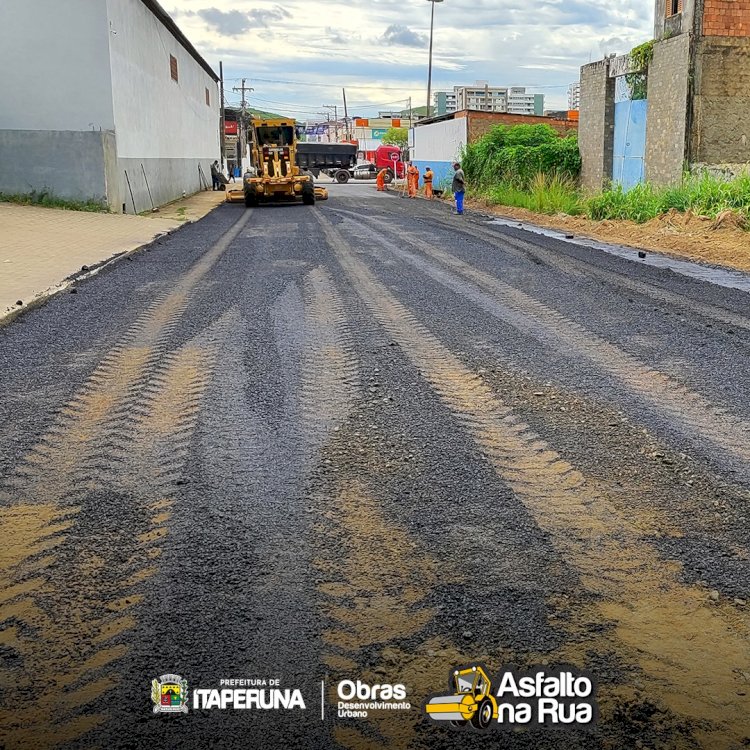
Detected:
left=465, top=219, right=750, bottom=337
left=0, top=214, right=248, bottom=748
left=313, top=441, right=479, bottom=750
left=0, top=338, right=217, bottom=748
left=298, top=266, right=467, bottom=749
left=316, top=210, right=750, bottom=749
left=314, top=479, right=454, bottom=750
left=401, top=205, right=750, bottom=338
left=301, top=267, right=361, bottom=450
left=0, top=209, right=250, bottom=510
left=333, top=209, right=750, bottom=475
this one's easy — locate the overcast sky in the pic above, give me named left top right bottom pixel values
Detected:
left=167, top=0, right=654, bottom=118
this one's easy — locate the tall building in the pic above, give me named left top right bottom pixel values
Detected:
left=568, top=82, right=581, bottom=111
left=433, top=84, right=544, bottom=116
left=434, top=91, right=458, bottom=116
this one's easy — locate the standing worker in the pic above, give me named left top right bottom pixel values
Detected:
left=407, top=163, right=419, bottom=198
left=376, top=168, right=388, bottom=192
left=452, top=162, right=466, bottom=215
left=423, top=166, right=434, bottom=200
left=210, top=160, right=221, bottom=191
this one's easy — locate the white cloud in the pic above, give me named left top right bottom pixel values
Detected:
left=381, top=24, right=428, bottom=48
left=168, top=0, right=655, bottom=113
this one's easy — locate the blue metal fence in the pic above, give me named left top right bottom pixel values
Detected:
left=612, top=75, right=648, bottom=192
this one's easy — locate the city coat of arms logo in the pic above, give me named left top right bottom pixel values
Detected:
left=151, top=674, right=189, bottom=714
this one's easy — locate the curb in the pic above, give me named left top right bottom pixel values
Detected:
left=0, top=210, right=217, bottom=330
left=0, top=202, right=224, bottom=330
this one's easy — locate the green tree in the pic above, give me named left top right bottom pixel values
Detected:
left=382, top=127, right=408, bottom=149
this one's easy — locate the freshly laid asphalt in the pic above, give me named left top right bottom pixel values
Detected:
left=1, top=183, right=748, bottom=749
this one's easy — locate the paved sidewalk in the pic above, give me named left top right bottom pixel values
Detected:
left=0, top=190, right=225, bottom=321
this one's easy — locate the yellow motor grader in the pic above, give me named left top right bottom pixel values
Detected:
left=226, top=117, right=327, bottom=207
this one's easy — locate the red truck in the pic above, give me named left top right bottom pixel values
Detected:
left=360, top=145, right=406, bottom=182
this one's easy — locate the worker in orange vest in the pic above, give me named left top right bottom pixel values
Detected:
left=407, top=163, right=419, bottom=198
left=423, top=166, right=434, bottom=199
left=376, top=168, right=388, bottom=191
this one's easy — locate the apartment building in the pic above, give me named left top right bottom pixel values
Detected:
left=433, top=83, right=544, bottom=116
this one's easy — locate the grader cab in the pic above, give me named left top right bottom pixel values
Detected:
left=226, top=118, right=327, bottom=207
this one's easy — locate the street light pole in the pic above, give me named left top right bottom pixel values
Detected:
left=426, top=0, right=444, bottom=118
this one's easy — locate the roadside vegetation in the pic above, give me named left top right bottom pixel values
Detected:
left=463, top=124, right=750, bottom=228
left=382, top=127, right=408, bottom=149
left=0, top=190, right=108, bottom=213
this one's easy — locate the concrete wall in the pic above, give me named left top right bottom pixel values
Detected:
left=464, top=111, right=577, bottom=142
left=578, top=60, right=615, bottom=192
left=691, top=37, right=750, bottom=165
left=0, top=0, right=115, bottom=201
left=411, top=118, right=467, bottom=189
left=117, top=157, right=214, bottom=213
left=106, top=0, right=220, bottom=211
left=645, top=34, right=691, bottom=186
left=0, top=131, right=110, bottom=203
left=0, top=0, right=114, bottom=132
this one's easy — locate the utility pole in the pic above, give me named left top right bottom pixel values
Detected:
left=219, top=61, right=225, bottom=168
left=426, top=0, right=444, bottom=117
left=232, top=78, right=254, bottom=172
left=233, top=78, right=254, bottom=116
left=342, top=88, right=349, bottom=141
left=323, top=104, right=338, bottom=141
left=408, top=96, right=413, bottom=157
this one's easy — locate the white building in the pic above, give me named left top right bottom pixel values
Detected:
left=568, top=82, right=581, bottom=111
left=434, top=84, right=544, bottom=116
left=507, top=88, right=536, bottom=115
left=0, top=0, right=220, bottom=213
left=433, top=91, right=458, bottom=115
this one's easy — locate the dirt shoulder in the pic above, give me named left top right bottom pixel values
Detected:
left=465, top=197, right=750, bottom=274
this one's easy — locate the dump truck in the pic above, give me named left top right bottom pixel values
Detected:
left=424, top=665, right=498, bottom=730
left=296, top=143, right=405, bottom=184
left=226, top=117, right=327, bottom=207
left=296, top=143, right=357, bottom=183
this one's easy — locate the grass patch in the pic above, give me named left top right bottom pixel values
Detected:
left=482, top=173, right=582, bottom=215
left=587, top=173, right=750, bottom=223
left=0, top=190, right=108, bottom=213
left=474, top=172, right=750, bottom=228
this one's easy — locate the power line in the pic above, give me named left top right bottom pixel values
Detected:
left=226, top=76, right=421, bottom=92
left=225, top=74, right=575, bottom=96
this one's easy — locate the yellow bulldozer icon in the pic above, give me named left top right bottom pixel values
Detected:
left=226, top=117, right=328, bottom=207
left=424, top=665, right=498, bottom=730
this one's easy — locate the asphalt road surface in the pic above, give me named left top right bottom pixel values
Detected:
left=1, top=184, right=749, bottom=749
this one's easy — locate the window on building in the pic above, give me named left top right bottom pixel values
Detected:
left=170, top=54, right=178, bottom=82
left=667, top=0, right=682, bottom=16
left=205, top=88, right=210, bottom=106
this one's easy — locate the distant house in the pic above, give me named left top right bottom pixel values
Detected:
left=0, top=0, right=219, bottom=212
left=411, top=110, right=578, bottom=189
